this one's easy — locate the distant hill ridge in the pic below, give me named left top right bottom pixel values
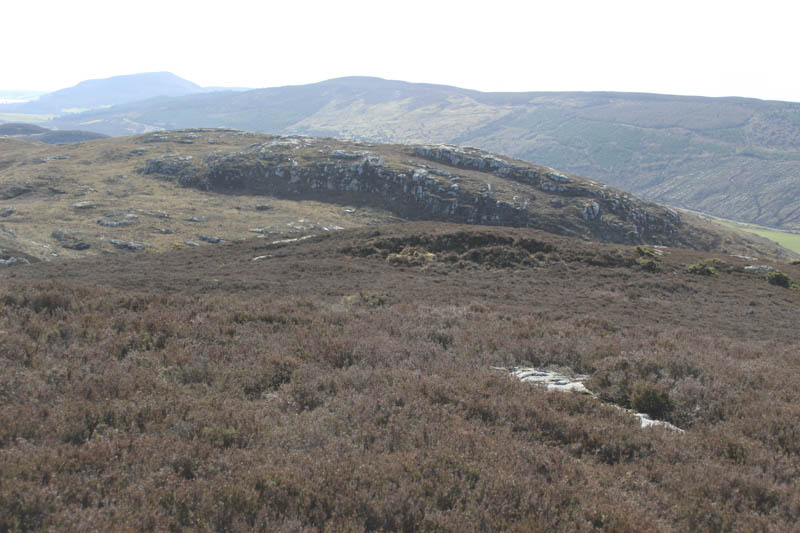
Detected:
left=0, top=123, right=107, bottom=144
left=0, top=72, right=205, bottom=114
left=27, top=75, right=800, bottom=231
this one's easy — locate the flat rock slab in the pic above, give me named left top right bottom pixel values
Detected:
left=511, top=368, right=591, bottom=394
left=507, top=366, right=684, bottom=433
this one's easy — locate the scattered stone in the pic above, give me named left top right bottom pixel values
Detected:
left=153, top=228, right=174, bottom=234
left=48, top=187, right=66, bottom=195
left=0, top=208, right=14, bottom=217
left=128, top=148, right=148, bottom=156
left=97, top=218, right=135, bottom=228
left=184, top=241, right=200, bottom=247
left=50, top=229, right=89, bottom=251
left=255, top=204, right=272, bottom=211
left=0, top=256, right=30, bottom=267
left=110, top=239, right=145, bottom=251
left=745, top=265, right=776, bottom=272
left=51, top=229, right=80, bottom=243
left=266, top=235, right=316, bottom=246
left=744, top=309, right=756, bottom=316
left=3, top=186, right=32, bottom=199
left=73, top=187, right=96, bottom=196
left=72, top=201, right=96, bottom=210
left=134, top=209, right=169, bottom=219
left=197, top=235, right=223, bottom=243
left=63, top=242, right=90, bottom=251
left=184, top=216, right=206, bottom=222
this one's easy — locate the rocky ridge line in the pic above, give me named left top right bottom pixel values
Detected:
left=141, top=135, right=688, bottom=247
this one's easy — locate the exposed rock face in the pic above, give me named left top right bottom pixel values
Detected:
left=0, top=256, right=30, bottom=267
left=582, top=201, right=600, bottom=221
left=143, top=155, right=195, bottom=180
left=140, top=136, right=688, bottom=246
left=51, top=229, right=90, bottom=250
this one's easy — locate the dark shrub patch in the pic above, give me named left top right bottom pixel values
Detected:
left=630, top=383, right=673, bottom=421
left=766, top=270, right=791, bottom=287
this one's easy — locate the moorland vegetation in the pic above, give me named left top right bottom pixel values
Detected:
left=1, top=223, right=799, bottom=531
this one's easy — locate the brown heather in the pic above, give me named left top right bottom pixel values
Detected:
left=1, top=222, right=799, bottom=531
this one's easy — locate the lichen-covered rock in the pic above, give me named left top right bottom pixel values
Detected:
left=110, top=239, right=146, bottom=251
left=0, top=256, right=30, bottom=267
left=582, top=201, right=600, bottom=221
left=143, top=155, right=196, bottom=181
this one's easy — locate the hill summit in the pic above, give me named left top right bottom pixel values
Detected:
left=0, top=129, right=792, bottom=262
left=0, top=72, right=204, bottom=114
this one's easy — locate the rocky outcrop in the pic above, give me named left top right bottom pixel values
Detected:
left=0, top=256, right=30, bottom=267
left=140, top=136, right=688, bottom=246
left=143, top=155, right=196, bottom=181
left=52, top=229, right=90, bottom=250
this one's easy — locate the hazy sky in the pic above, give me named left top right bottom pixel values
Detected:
left=4, top=0, right=800, bottom=101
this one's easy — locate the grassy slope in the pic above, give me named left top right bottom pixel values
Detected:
left=713, top=218, right=800, bottom=255
left=3, top=130, right=791, bottom=264
left=0, top=132, right=396, bottom=261
left=1, top=223, right=799, bottom=531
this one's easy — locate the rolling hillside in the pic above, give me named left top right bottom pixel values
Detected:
left=0, top=129, right=792, bottom=263
left=43, top=77, right=800, bottom=230
left=0, top=72, right=205, bottom=115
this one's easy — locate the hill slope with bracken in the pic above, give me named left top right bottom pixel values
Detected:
left=0, top=129, right=792, bottom=263
left=43, top=76, right=800, bottom=230
left=1, top=221, right=799, bottom=530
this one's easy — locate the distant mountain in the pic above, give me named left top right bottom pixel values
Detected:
left=0, top=122, right=107, bottom=144
left=41, top=77, right=800, bottom=231
left=0, top=72, right=205, bottom=114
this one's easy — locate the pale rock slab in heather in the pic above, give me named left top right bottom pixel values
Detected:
left=506, top=366, right=684, bottom=433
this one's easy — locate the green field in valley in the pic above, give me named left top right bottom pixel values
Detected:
left=714, top=219, right=800, bottom=255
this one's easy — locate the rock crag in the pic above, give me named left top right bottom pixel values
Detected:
left=142, top=135, right=688, bottom=247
